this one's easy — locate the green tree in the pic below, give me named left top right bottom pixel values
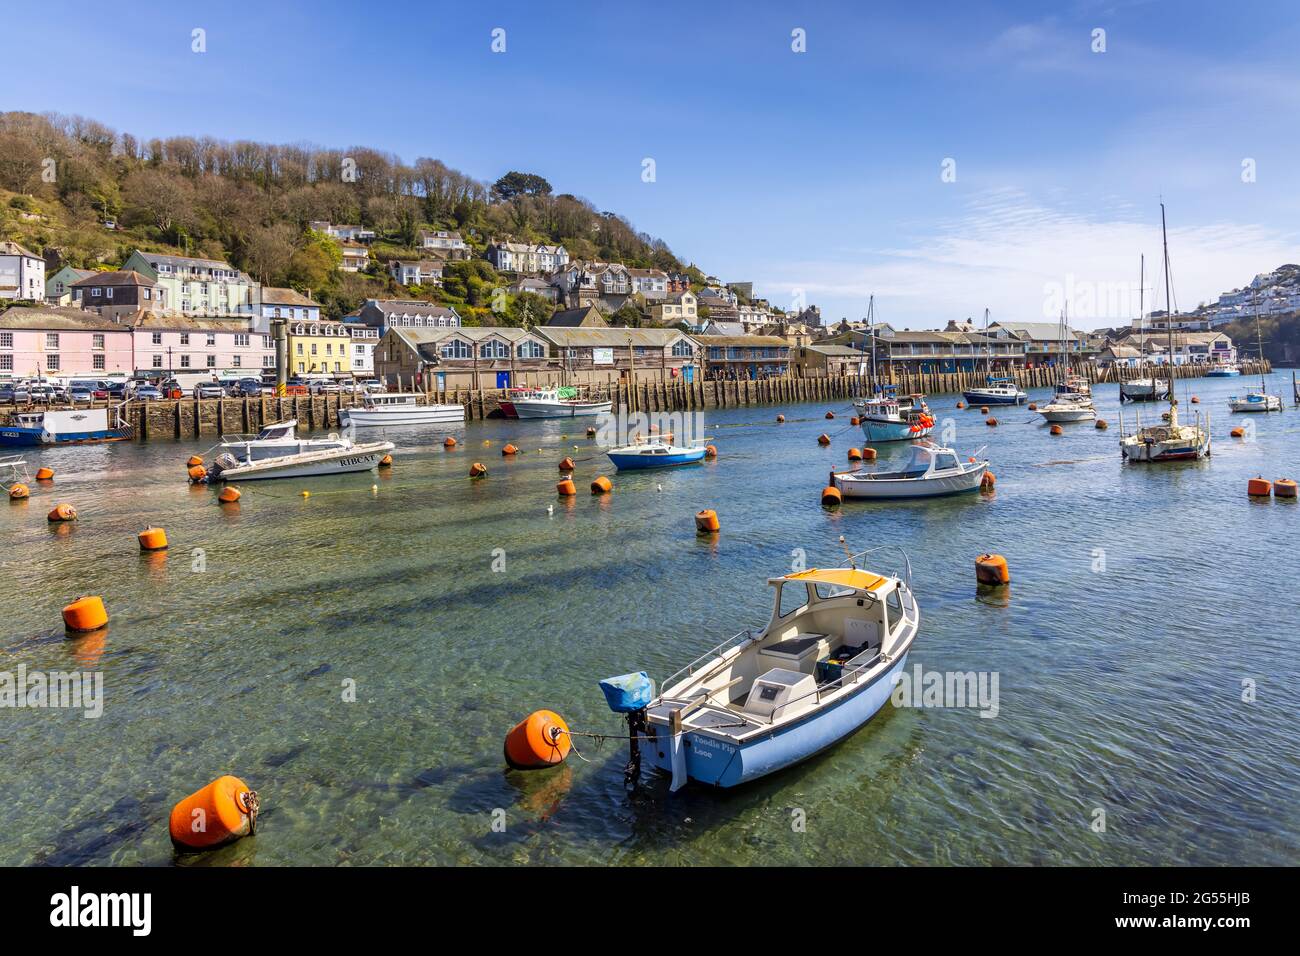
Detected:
left=491, top=171, right=552, bottom=201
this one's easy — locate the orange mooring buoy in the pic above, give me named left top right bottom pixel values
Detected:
left=378, top=454, right=393, bottom=467
left=980, top=406, right=990, bottom=414
left=975, top=553, right=1010, bottom=586
left=821, top=486, right=842, bottom=507
left=1028, top=403, right=1037, bottom=411
left=1230, top=427, right=1245, bottom=438
left=695, top=509, right=720, bottom=533
left=591, top=475, right=612, bottom=494
left=825, top=411, right=835, bottom=420
left=9, top=483, right=29, bottom=501
left=187, top=465, right=207, bottom=483
left=502, top=443, right=519, bottom=456
left=1247, top=477, right=1272, bottom=497
left=47, top=503, right=77, bottom=522
left=138, top=527, right=168, bottom=552
left=556, top=479, right=576, bottom=496
left=62, top=596, right=108, bottom=633
left=1049, top=424, right=1063, bottom=436
left=1274, top=478, right=1297, bottom=498
left=817, top=433, right=830, bottom=446
left=35, top=467, right=54, bottom=481
left=169, top=775, right=259, bottom=850
left=956, top=401, right=965, bottom=409
left=1191, top=396, right=1200, bottom=404
left=850, top=417, right=860, bottom=426
left=776, top=414, right=785, bottom=423
left=559, top=457, right=575, bottom=472
left=470, top=462, right=488, bottom=478
left=986, top=417, right=998, bottom=427
left=218, top=487, right=241, bottom=503
left=586, top=427, right=597, bottom=437
left=848, top=448, right=862, bottom=461
left=504, top=710, right=571, bottom=770
left=981, top=471, right=996, bottom=491
left=443, top=436, right=457, bottom=449
left=186, top=455, right=203, bottom=468
left=861, top=447, right=877, bottom=460
left=704, top=445, right=717, bottom=459
left=1095, top=419, right=1108, bottom=430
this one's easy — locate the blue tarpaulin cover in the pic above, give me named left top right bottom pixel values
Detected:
left=599, top=672, right=654, bottom=713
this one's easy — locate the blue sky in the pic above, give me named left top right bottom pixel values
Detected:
left=7, top=0, right=1300, bottom=329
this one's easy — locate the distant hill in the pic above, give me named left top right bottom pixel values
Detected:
left=0, top=111, right=687, bottom=321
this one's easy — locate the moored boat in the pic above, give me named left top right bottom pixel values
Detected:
left=830, top=441, right=989, bottom=499
left=606, top=436, right=707, bottom=470
left=206, top=420, right=393, bottom=481
left=1038, top=394, right=1097, bottom=423
left=608, top=548, right=919, bottom=791
left=1205, top=364, right=1240, bottom=377
left=1226, top=293, right=1281, bottom=413
left=0, top=406, right=132, bottom=447
left=962, top=309, right=1026, bottom=404
left=509, top=386, right=612, bottom=419
left=853, top=386, right=934, bottom=443
left=339, top=393, right=464, bottom=427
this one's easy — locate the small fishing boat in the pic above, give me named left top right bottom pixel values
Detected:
left=829, top=441, right=989, bottom=499
left=1038, top=394, right=1096, bottom=423
left=507, top=386, right=612, bottom=419
left=1226, top=293, right=1281, bottom=413
left=1205, top=364, right=1240, bottom=377
left=853, top=386, right=934, bottom=443
left=606, top=436, right=707, bottom=470
left=0, top=406, right=132, bottom=447
left=607, top=547, right=918, bottom=791
left=1119, top=376, right=1169, bottom=402
left=206, top=420, right=393, bottom=481
left=338, top=392, right=464, bottom=427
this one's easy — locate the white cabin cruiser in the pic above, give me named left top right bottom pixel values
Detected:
left=206, top=420, right=393, bottom=481
left=1038, top=393, right=1096, bottom=423
left=339, top=393, right=464, bottom=427
left=830, top=441, right=989, bottom=499
left=503, top=386, right=612, bottom=419
left=1227, top=391, right=1282, bottom=413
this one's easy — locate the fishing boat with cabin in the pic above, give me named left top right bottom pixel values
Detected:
left=0, top=406, right=132, bottom=447
left=338, top=392, right=464, bottom=427
left=829, top=441, right=989, bottom=500
left=502, top=385, right=612, bottom=419
left=205, top=420, right=394, bottom=481
left=850, top=297, right=935, bottom=442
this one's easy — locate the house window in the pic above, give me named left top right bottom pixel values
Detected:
left=180, top=333, right=190, bottom=345
left=439, top=340, right=472, bottom=359
left=263, top=355, right=274, bottom=367
left=152, top=355, right=163, bottom=368
left=206, top=334, right=215, bottom=346
left=180, top=355, right=191, bottom=368
left=479, top=341, right=508, bottom=359
left=47, top=355, right=60, bottom=370
left=334, top=362, right=341, bottom=372
left=0, top=355, right=11, bottom=371
left=311, top=343, right=318, bottom=355
left=0, top=332, right=9, bottom=347
left=93, top=354, right=106, bottom=370
left=235, top=334, right=249, bottom=347
left=152, top=332, right=163, bottom=345
left=298, top=362, right=305, bottom=372
left=672, top=340, right=693, bottom=358
left=106, top=287, right=114, bottom=299
left=207, top=355, right=216, bottom=368
left=296, top=343, right=303, bottom=355
left=46, top=333, right=59, bottom=349
left=262, top=335, right=271, bottom=348
left=517, top=340, right=544, bottom=359
left=232, top=355, right=241, bottom=368
left=91, top=288, right=101, bottom=297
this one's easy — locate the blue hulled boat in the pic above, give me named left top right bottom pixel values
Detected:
left=606, top=437, right=707, bottom=470
left=0, top=407, right=133, bottom=447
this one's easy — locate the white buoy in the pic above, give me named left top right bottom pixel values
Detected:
left=657, top=483, right=663, bottom=492
left=547, top=504, right=554, bottom=516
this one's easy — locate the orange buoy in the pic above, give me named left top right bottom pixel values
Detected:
left=848, top=447, right=862, bottom=461
left=985, top=417, right=998, bottom=427
left=1095, top=419, right=1108, bottom=430
left=981, top=470, right=996, bottom=491
left=1191, top=396, right=1200, bottom=404
left=169, top=775, right=259, bottom=850
left=47, top=503, right=77, bottom=522
left=817, top=434, right=831, bottom=446
left=378, top=454, right=393, bottom=467
left=504, top=710, right=571, bottom=770
left=695, top=509, right=720, bottom=533
left=187, top=464, right=207, bottom=483
left=825, top=411, right=835, bottom=420
left=850, top=417, right=861, bottom=426
left=980, top=406, right=990, bottom=414
left=704, top=445, right=717, bottom=459
left=1274, top=478, right=1297, bottom=498
left=861, top=447, right=877, bottom=460
left=956, top=401, right=965, bottom=409
left=138, top=526, right=168, bottom=552
left=1049, top=424, right=1063, bottom=436
left=35, top=467, right=54, bottom=481
left=821, top=486, right=842, bottom=507
left=556, top=478, right=576, bottom=496
left=186, top=455, right=203, bottom=468
left=8, top=483, right=29, bottom=501
left=1247, top=477, right=1272, bottom=497
left=975, top=553, right=1010, bottom=586
left=591, top=475, right=612, bottom=494
left=1230, top=427, right=1245, bottom=438
left=218, top=487, right=241, bottom=503
left=469, top=462, right=488, bottom=478
left=502, top=443, right=519, bottom=456
left=559, top=456, right=575, bottom=471
left=62, top=595, right=108, bottom=633
left=1028, top=403, right=1037, bottom=411
left=776, top=414, right=785, bottom=423
left=443, top=436, right=457, bottom=448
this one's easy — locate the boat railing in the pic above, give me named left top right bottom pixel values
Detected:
left=845, top=546, right=913, bottom=589
left=660, top=628, right=755, bottom=691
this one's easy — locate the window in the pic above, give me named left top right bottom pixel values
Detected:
left=207, top=355, right=216, bottom=368
left=105, top=287, right=114, bottom=299
left=152, top=355, right=163, bottom=368
left=263, top=355, right=274, bottom=368
left=206, top=334, right=216, bottom=346
left=334, top=362, right=341, bottom=372
left=262, top=335, right=271, bottom=348
left=47, top=355, right=60, bottom=370
left=180, top=355, right=191, bottom=368
left=326, top=344, right=333, bottom=356
left=311, top=343, right=318, bottom=355
left=517, top=340, right=544, bottom=359
left=886, top=588, right=906, bottom=634
left=296, top=343, right=303, bottom=355
left=232, top=355, right=241, bottom=368
left=355, top=344, right=365, bottom=355
left=778, top=583, right=807, bottom=618
left=93, top=354, right=106, bottom=370
left=152, top=332, right=163, bottom=345
left=0, top=332, right=11, bottom=348
left=235, top=334, right=249, bottom=347
left=480, top=341, right=508, bottom=359
left=91, top=287, right=102, bottom=297
left=672, top=340, right=693, bottom=358
left=439, top=340, right=472, bottom=359
left=180, top=333, right=190, bottom=345
left=46, top=333, right=59, bottom=349
left=298, top=362, right=305, bottom=372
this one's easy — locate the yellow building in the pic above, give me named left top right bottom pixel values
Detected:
left=287, top=318, right=354, bottom=378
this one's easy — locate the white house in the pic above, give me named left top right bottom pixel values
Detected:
left=340, top=242, right=370, bottom=272
left=485, top=240, right=569, bottom=275
left=309, top=221, right=375, bottom=243
left=0, top=241, right=46, bottom=302
left=629, top=268, right=669, bottom=300
left=419, top=230, right=469, bottom=257
left=651, top=290, right=698, bottom=325
left=389, top=260, right=444, bottom=287
left=347, top=323, right=380, bottom=376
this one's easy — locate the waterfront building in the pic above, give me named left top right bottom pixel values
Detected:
left=44, top=266, right=96, bottom=306
left=691, top=333, right=791, bottom=380
left=121, top=250, right=255, bottom=317
left=988, top=320, right=1094, bottom=367
left=347, top=322, right=380, bottom=376
left=545, top=306, right=608, bottom=328
left=0, top=241, right=46, bottom=302
left=1123, top=330, right=1236, bottom=366
left=130, top=313, right=273, bottom=379
left=71, top=270, right=166, bottom=321
left=285, top=318, right=356, bottom=377
left=375, top=325, right=552, bottom=390
left=793, top=343, right=866, bottom=378
left=0, top=305, right=133, bottom=379
left=839, top=327, right=1026, bottom=375
left=355, top=299, right=462, bottom=336
left=533, top=326, right=698, bottom=385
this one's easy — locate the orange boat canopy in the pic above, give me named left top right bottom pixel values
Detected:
left=775, top=568, right=889, bottom=592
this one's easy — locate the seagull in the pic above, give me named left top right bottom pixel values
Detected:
left=657, top=483, right=663, bottom=492
left=547, top=504, right=554, bottom=516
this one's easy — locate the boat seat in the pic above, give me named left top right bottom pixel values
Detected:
left=758, top=634, right=830, bottom=674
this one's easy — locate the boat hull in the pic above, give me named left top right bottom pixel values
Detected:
left=1205, top=369, right=1240, bottom=377
left=1039, top=406, right=1096, bottom=423
left=219, top=444, right=393, bottom=480
left=858, top=419, right=933, bottom=442
left=608, top=448, right=706, bottom=470
left=1227, top=397, right=1281, bottom=413
left=0, top=426, right=132, bottom=447
left=1120, top=434, right=1210, bottom=462
left=513, top=400, right=613, bottom=419
left=962, top=389, right=1024, bottom=405
left=339, top=405, right=464, bottom=426
left=834, top=464, right=986, bottom=499
left=638, top=651, right=909, bottom=788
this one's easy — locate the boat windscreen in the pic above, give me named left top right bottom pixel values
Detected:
left=903, top=444, right=934, bottom=471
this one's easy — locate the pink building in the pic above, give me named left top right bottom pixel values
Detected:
left=0, top=306, right=133, bottom=380
left=129, top=313, right=275, bottom=379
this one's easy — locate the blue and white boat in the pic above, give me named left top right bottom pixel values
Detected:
left=853, top=385, right=934, bottom=443
left=0, top=407, right=132, bottom=447
left=606, top=437, right=707, bottom=470
left=963, top=376, right=1027, bottom=406
left=1205, top=364, right=1240, bottom=377
left=613, top=549, right=918, bottom=791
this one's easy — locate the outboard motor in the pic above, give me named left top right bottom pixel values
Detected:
left=598, top=672, right=654, bottom=787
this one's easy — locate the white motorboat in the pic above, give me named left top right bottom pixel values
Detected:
left=1120, top=376, right=1168, bottom=402
left=605, top=547, right=919, bottom=791
left=1038, top=394, right=1097, bottom=423
left=205, top=420, right=393, bottom=481
left=830, top=441, right=989, bottom=499
left=507, top=386, right=612, bottom=419
left=339, top=393, right=464, bottom=427
left=1227, top=295, right=1281, bottom=414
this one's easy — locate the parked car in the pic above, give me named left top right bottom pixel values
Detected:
left=193, top=382, right=225, bottom=399
left=234, top=378, right=264, bottom=397
left=105, top=382, right=127, bottom=399
left=0, top=385, right=20, bottom=403
left=135, top=385, right=164, bottom=401
left=309, top=379, right=342, bottom=395
left=69, top=385, right=96, bottom=403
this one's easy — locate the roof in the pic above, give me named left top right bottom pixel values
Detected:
left=692, top=334, right=789, bottom=347
left=546, top=307, right=607, bottom=328
left=990, top=321, right=1084, bottom=342
left=260, top=287, right=322, bottom=307
left=780, top=568, right=888, bottom=591
left=0, top=306, right=128, bottom=331
left=71, top=270, right=155, bottom=287
left=391, top=326, right=543, bottom=345
left=0, top=241, right=40, bottom=259
left=132, top=250, right=237, bottom=271
left=130, top=312, right=255, bottom=332
left=807, top=344, right=866, bottom=357
left=367, top=300, right=459, bottom=319
left=535, top=327, right=689, bottom=348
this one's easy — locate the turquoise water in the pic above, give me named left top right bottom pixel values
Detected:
left=2, top=374, right=1298, bottom=866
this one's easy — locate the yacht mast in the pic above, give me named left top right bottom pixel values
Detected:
left=867, top=295, right=878, bottom=392
left=1252, top=288, right=1266, bottom=394
left=1160, top=203, right=1178, bottom=426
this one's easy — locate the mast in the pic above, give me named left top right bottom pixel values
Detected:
left=867, top=295, right=878, bottom=393
left=983, top=308, right=992, bottom=379
left=1252, top=288, right=1266, bottom=394
left=1160, top=203, right=1178, bottom=426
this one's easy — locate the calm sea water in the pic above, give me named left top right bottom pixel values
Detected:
left=2, top=374, right=1298, bottom=866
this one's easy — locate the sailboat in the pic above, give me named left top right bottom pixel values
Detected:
left=1119, top=205, right=1211, bottom=462
left=1037, top=307, right=1096, bottom=423
left=1119, top=254, right=1170, bottom=403
left=962, top=308, right=1026, bottom=405
left=1227, top=291, right=1281, bottom=413
left=852, top=296, right=934, bottom=442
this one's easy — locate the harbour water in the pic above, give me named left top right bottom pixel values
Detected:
left=2, top=373, right=1298, bottom=866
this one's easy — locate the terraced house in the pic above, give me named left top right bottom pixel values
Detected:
left=0, top=241, right=45, bottom=302
left=355, top=298, right=462, bottom=335
left=130, top=312, right=274, bottom=379
left=0, top=306, right=133, bottom=379
left=121, top=250, right=255, bottom=317
left=484, top=239, right=569, bottom=275
left=287, top=318, right=356, bottom=377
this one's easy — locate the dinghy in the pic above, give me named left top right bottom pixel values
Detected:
left=606, top=436, right=707, bottom=470
left=829, top=441, right=989, bottom=500
left=607, top=548, right=919, bottom=791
